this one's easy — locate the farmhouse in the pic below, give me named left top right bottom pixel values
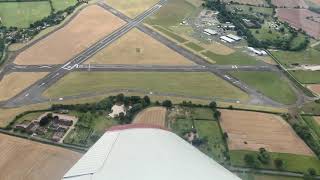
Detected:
left=15, top=120, right=32, bottom=131
left=220, top=36, right=235, bottom=43
left=109, top=104, right=126, bottom=118
left=204, top=29, right=217, bottom=35
left=227, top=34, right=242, bottom=41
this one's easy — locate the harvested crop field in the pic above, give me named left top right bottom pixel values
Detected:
left=105, top=0, right=158, bottom=18
left=14, top=5, right=125, bottom=65
left=314, top=116, right=320, bottom=125
left=223, top=0, right=267, bottom=6
left=220, top=109, right=314, bottom=156
left=307, top=84, right=320, bottom=95
left=85, top=28, right=194, bottom=65
left=0, top=72, right=47, bottom=102
left=133, top=107, right=167, bottom=127
left=272, top=0, right=308, bottom=8
left=276, top=8, right=320, bottom=39
left=0, top=134, right=81, bottom=180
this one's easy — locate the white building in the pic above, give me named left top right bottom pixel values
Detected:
left=248, top=47, right=267, bottom=56
left=227, top=34, right=242, bottom=41
left=62, top=124, right=241, bottom=180
left=204, top=29, right=217, bottom=35
left=220, top=36, right=235, bottom=43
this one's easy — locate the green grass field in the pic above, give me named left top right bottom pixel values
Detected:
left=250, top=22, right=291, bottom=42
left=230, top=150, right=320, bottom=174
left=191, top=107, right=214, bottom=120
left=289, top=70, right=320, bottom=84
left=0, top=2, right=51, bottom=27
left=170, top=118, right=193, bottom=136
left=271, top=48, right=320, bottom=67
left=194, top=120, right=227, bottom=163
left=51, top=0, right=77, bottom=11
left=202, top=51, right=260, bottom=65
left=301, top=102, right=320, bottom=114
left=230, top=71, right=297, bottom=104
left=145, top=0, right=196, bottom=28
left=226, top=5, right=273, bottom=16
left=43, top=72, right=249, bottom=101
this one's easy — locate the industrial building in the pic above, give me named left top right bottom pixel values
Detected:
left=204, top=28, right=217, bottom=35
left=220, top=36, right=235, bottom=43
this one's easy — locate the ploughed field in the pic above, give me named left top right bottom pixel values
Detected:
left=14, top=5, right=125, bottom=65
left=276, top=8, right=320, bottom=39
left=220, top=110, right=315, bottom=156
left=0, top=134, right=81, bottom=180
left=132, top=106, right=167, bottom=127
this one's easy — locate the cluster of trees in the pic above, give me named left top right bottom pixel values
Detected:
left=52, top=94, right=176, bottom=126
left=39, top=113, right=53, bottom=126
left=209, top=101, right=221, bottom=120
left=244, top=148, right=277, bottom=168
left=203, top=0, right=309, bottom=51
left=293, top=123, right=320, bottom=157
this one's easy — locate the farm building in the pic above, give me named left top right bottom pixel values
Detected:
left=204, top=29, right=217, bottom=35
left=227, top=34, right=242, bottom=41
left=220, top=36, right=235, bottom=43
left=63, top=124, right=241, bottom=180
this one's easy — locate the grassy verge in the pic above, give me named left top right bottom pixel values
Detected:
left=230, top=150, right=320, bottom=174
left=230, top=71, right=297, bottom=105
left=43, top=72, right=249, bottom=101
left=185, top=42, right=205, bottom=52
left=153, top=25, right=188, bottom=43
left=202, top=51, right=259, bottom=65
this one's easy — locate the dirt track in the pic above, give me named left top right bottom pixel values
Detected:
left=14, top=5, right=125, bottom=65
left=220, top=109, right=315, bottom=156
left=0, top=134, right=81, bottom=180
left=133, top=106, right=167, bottom=127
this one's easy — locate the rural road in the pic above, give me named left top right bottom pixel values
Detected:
left=0, top=0, right=301, bottom=109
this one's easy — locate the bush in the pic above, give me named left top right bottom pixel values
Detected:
left=162, top=100, right=172, bottom=108
left=274, top=158, right=284, bottom=169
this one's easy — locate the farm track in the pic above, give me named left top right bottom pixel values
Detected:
left=0, top=0, right=304, bottom=109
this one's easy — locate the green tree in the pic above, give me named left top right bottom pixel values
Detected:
left=244, top=154, right=256, bottom=167
left=162, top=100, right=172, bottom=108
left=274, top=158, right=284, bottom=169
